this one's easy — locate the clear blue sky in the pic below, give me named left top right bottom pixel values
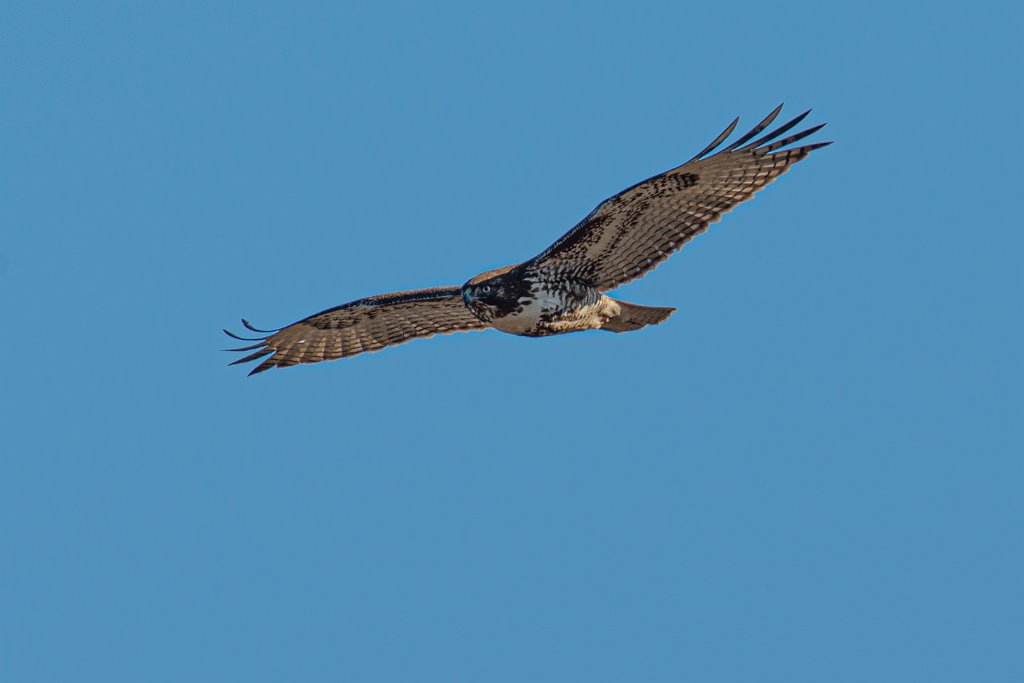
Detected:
left=2, top=2, right=1021, bottom=681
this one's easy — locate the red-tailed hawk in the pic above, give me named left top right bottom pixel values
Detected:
left=226, top=105, right=830, bottom=375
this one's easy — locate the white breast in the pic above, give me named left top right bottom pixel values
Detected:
left=490, top=292, right=557, bottom=335
left=489, top=284, right=614, bottom=336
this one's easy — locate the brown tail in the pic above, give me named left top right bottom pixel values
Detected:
left=601, top=298, right=676, bottom=333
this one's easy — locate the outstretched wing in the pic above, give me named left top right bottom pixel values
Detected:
left=224, top=287, right=486, bottom=375
left=526, top=104, right=831, bottom=291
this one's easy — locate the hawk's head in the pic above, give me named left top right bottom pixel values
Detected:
left=462, top=265, right=529, bottom=323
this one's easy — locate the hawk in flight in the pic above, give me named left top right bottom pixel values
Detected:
left=226, top=104, right=830, bottom=375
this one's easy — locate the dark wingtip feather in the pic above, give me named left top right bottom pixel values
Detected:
left=725, top=103, right=785, bottom=152
left=767, top=140, right=834, bottom=166
left=689, top=115, right=740, bottom=161
left=223, top=327, right=266, bottom=341
left=794, top=140, right=834, bottom=153
left=223, top=342, right=267, bottom=352
left=242, top=318, right=278, bottom=334
left=739, top=109, right=812, bottom=152
left=229, top=348, right=274, bottom=366
left=761, top=123, right=829, bottom=153
left=248, top=358, right=278, bottom=376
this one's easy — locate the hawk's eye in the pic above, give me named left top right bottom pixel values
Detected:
left=480, top=285, right=493, bottom=295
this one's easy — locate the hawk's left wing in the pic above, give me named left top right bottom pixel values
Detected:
left=224, top=287, right=486, bottom=375
left=525, top=105, right=831, bottom=291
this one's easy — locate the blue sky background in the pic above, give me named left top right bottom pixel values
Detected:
left=2, top=2, right=1022, bottom=681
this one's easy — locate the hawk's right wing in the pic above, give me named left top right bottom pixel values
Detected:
left=225, top=287, right=487, bottom=375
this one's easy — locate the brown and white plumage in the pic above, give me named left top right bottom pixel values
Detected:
left=524, top=104, right=830, bottom=290
left=226, top=105, right=831, bottom=375
left=225, top=288, right=486, bottom=374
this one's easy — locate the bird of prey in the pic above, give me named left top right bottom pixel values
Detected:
left=225, top=104, right=830, bottom=375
